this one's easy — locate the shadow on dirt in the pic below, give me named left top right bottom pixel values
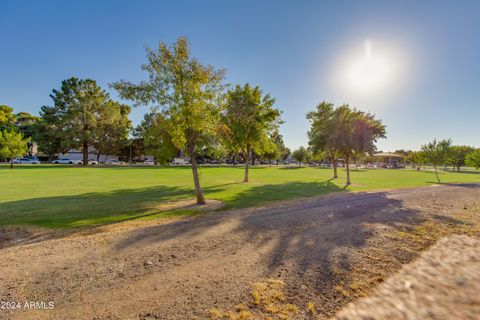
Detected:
left=111, top=184, right=443, bottom=297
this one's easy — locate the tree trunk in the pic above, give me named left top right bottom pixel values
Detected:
left=434, top=164, right=441, bottom=183
left=457, top=165, right=460, bottom=172
left=96, top=153, right=100, bottom=162
left=82, top=142, right=88, bottom=166
left=345, top=153, right=351, bottom=185
left=10, top=158, right=13, bottom=169
left=244, top=147, right=250, bottom=182
left=332, top=156, right=338, bottom=179
left=189, top=142, right=205, bottom=204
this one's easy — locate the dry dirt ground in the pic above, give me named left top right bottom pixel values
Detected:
left=333, top=234, right=480, bottom=320
left=0, top=184, right=479, bottom=320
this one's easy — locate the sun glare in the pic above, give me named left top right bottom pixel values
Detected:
left=332, top=39, right=407, bottom=102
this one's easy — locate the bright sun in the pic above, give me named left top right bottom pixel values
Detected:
left=347, top=40, right=392, bottom=92
left=332, top=39, right=406, bottom=101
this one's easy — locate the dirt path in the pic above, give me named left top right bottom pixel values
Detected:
left=1, top=184, right=479, bottom=320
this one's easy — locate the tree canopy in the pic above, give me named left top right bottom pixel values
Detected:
left=222, top=84, right=282, bottom=181
left=466, top=148, right=480, bottom=170
left=38, top=77, right=131, bottom=164
left=112, top=37, right=225, bottom=204
left=307, top=102, right=386, bottom=185
left=421, top=138, right=452, bottom=183
left=0, top=130, right=29, bottom=168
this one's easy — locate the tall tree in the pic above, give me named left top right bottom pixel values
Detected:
left=34, top=105, right=66, bottom=160
left=0, top=130, right=29, bottom=168
left=112, top=37, right=225, bottom=204
left=42, top=77, right=130, bottom=165
left=222, top=84, right=282, bottom=182
left=325, top=105, right=386, bottom=185
left=421, top=138, right=452, bottom=183
left=92, top=101, right=132, bottom=161
left=446, top=145, right=474, bottom=172
left=307, top=102, right=339, bottom=178
left=466, top=148, right=480, bottom=170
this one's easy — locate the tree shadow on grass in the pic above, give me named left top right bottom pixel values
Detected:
left=0, top=184, right=229, bottom=249
left=221, top=180, right=343, bottom=209
left=0, top=179, right=341, bottom=249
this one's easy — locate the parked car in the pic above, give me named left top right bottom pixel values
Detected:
left=171, top=158, right=190, bottom=165
left=143, top=160, right=155, bottom=165
left=80, top=160, right=98, bottom=165
left=104, top=159, right=126, bottom=165
left=52, top=158, right=82, bottom=164
left=13, top=157, right=41, bottom=164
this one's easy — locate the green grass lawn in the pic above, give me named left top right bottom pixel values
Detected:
left=1, top=165, right=479, bottom=228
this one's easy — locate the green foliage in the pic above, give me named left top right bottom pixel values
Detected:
left=0, top=105, right=16, bottom=130
left=466, top=149, right=480, bottom=169
left=405, top=151, right=427, bottom=168
left=142, top=112, right=177, bottom=164
left=447, top=145, right=474, bottom=171
left=421, top=138, right=452, bottom=182
left=38, top=77, right=131, bottom=163
left=306, top=102, right=336, bottom=155
left=262, top=130, right=288, bottom=163
left=0, top=130, right=29, bottom=167
left=291, top=146, right=311, bottom=165
left=112, top=37, right=225, bottom=152
left=222, top=83, right=282, bottom=180
left=15, top=112, right=40, bottom=139
left=33, top=105, right=66, bottom=158
left=92, top=101, right=131, bottom=158
left=112, top=37, right=225, bottom=203
left=308, top=102, right=386, bottom=184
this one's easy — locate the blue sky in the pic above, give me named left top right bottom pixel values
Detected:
left=1, top=0, right=479, bottom=151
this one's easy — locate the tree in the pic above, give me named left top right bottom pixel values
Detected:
left=466, top=148, right=480, bottom=170
left=447, top=145, right=474, bottom=172
left=222, top=84, right=282, bottom=182
left=142, top=113, right=177, bottom=164
left=281, top=147, right=291, bottom=162
left=112, top=37, right=225, bottom=204
left=292, top=146, right=310, bottom=166
left=0, top=130, right=29, bottom=168
left=421, top=138, right=452, bottom=183
left=328, top=105, right=386, bottom=185
left=262, top=130, right=287, bottom=166
left=0, top=105, right=16, bottom=130
left=405, top=151, right=427, bottom=170
left=34, top=105, right=66, bottom=160
left=15, top=112, right=40, bottom=156
left=307, top=102, right=339, bottom=178
left=92, top=101, right=132, bottom=161
left=42, top=77, right=130, bottom=166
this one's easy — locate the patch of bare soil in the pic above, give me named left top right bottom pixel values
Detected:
left=0, top=184, right=479, bottom=320
left=332, top=234, right=480, bottom=320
